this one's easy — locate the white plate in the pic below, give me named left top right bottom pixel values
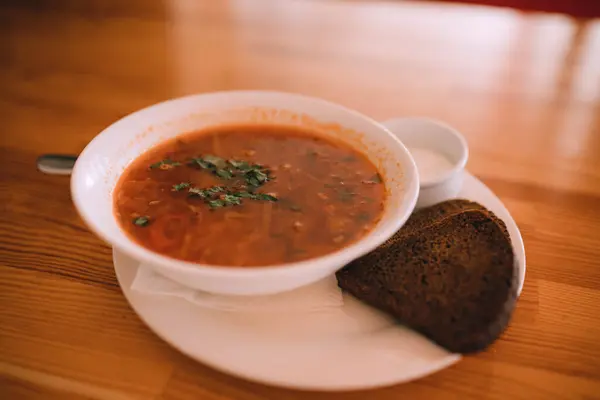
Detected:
left=113, top=170, right=526, bottom=391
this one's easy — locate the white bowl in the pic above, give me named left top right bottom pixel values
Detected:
left=71, top=91, right=419, bottom=295
left=382, top=118, right=468, bottom=209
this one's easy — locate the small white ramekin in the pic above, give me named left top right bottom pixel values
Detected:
left=382, top=118, right=469, bottom=209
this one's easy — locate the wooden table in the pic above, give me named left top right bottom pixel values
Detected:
left=2, top=1, right=600, bottom=399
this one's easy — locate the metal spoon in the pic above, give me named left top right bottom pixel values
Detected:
left=37, top=154, right=77, bottom=175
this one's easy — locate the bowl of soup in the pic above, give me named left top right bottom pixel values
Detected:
left=71, top=91, right=419, bottom=295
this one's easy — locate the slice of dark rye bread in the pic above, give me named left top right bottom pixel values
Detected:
left=382, top=199, right=509, bottom=248
left=337, top=210, right=518, bottom=354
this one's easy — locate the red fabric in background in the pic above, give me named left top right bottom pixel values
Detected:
left=437, top=0, right=600, bottom=17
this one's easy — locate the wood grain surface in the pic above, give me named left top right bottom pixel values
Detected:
left=2, top=0, right=600, bottom=399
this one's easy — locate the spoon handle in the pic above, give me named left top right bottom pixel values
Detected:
left=37, top=154, right=78, bottom=176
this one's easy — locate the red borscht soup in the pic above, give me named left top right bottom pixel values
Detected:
left=113, top=124, right=386, bottom=266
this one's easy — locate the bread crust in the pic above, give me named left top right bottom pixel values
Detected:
left=382, top=199, right=509, bottom=248
left=337, top=208, right=518, bottom=354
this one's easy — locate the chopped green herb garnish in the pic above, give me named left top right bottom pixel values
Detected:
left=133, top=216, right=150, bottom=226
left=206, top=186, right=225, bottom=195
left=228, top=159, right=252, bottom=171
left=215, top=168, right=234, bottom=180
left=188, top=155, right=226, bottom=171
left=253, top=193, right=277, bottom=201
left=186, top=185, right=276, bottom=209
left=189, top=157, right=213, bottom=170
left=202, top=154, right=226, bottom=168
left=188, top=185, right=225, bottom=199
left=206, top=195, right=241, bottom=209
left=232, top=191, right=277, bottom=202
left=222, top=194, right=243, bottom=206
left=149, top=159, right=182, bottom=170
left=244, top=168, right=269, bottom=187
left=233, top=191, right=254, bottom=198
left=172, top=182, right=191, bottom=191
left=181, top=154, right=277, bottom=209
left=188, top=187, right=208, bottom=198
left=190, top=155, right=265, bottom=183
left=207, top=199, right=226, bottom=209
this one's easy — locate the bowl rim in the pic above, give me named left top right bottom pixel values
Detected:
left=71, top=90, right=419, bottom=278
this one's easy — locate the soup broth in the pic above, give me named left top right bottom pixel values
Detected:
left=114, top=124, right=386, bottom=266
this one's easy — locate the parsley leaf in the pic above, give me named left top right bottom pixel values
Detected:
left=189, top=155, right=273, bottom=186
left=215, top=168, right=234, bottom=180
left=189, top=156, right=235, bottom=180
left=188, top=187, right=208, bottom=198
left=232, top=191, right=277, bottom=202
left=182, top=155, right=277, bottom=209
left=207, top=193, right=244, bottom=209
left=133, top=216, right=150, bottom=226
left=228, top=159, right=252, bottom=171
left=202, top=154, right=227, bottom=168
left=172, top=182, right=191, bottom=191
left=253, top=193, right=277, bottom=201
left=244, top=168, right=269, bottom=188
left=207, top=199, right=226, bottom=209
left=222, top=194, right=242, bottom=206
left=206, top=186, right=225, bottom=196
left=188, top=186, right=225, bottom=199
left=189, top=157, right=213, bottom=169
left=234, top=191, right=255, bottom=198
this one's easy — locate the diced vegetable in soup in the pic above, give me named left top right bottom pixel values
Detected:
left=114, top=124, right=386, bottom=266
